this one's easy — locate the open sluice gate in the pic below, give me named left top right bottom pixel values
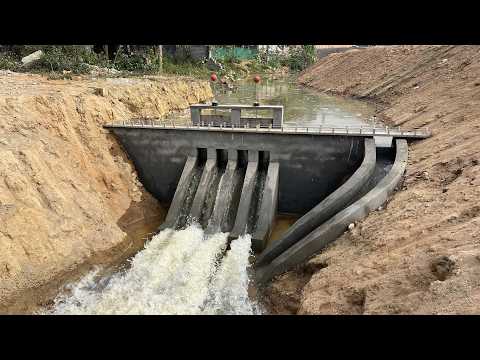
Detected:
left=105, top=104, right=429, bottom=283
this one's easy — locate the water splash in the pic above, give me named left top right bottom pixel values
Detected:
left=45, top=224, right=262, bottom=315
left=202, top=234, right=262, bottom=315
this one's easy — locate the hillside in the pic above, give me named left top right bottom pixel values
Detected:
left=268, top=45, right=480, bottom=314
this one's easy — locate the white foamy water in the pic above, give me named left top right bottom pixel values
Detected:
left=45, top=224, right=262, bottom=315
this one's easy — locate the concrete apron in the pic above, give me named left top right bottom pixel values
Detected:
left=255, top=139, right=408, bottom=284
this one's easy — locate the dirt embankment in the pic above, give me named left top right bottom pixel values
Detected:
left=269, top=45, right=480, bottom=314
left=0, top=72, right=212, bottom=313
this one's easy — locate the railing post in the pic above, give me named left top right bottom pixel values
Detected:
left=231, top=108, right=241, bottom=128
left=273, top=107, right=283, bottom=128
left=191, top=107, right=200, bottom=125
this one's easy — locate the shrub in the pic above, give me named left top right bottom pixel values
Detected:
left=162, top=55, right=211, bottom=78
left=283, top=45, right=316, bottom=71
left=0, top=53, right=20, bottom=71
left=256, top=45, right=317, bottom=72
left=113, top=48, right=162, bottom=73
left=24, top=45, right=109, bottom=74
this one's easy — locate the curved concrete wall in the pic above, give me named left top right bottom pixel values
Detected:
left=255, top=139, right=408, bottom=284
left=255, top=138, right=377, bottom=267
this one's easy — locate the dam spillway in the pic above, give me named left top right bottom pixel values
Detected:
left=105, top=104, right=430, bottom=284
left=106, top=122, right=366, bottom=251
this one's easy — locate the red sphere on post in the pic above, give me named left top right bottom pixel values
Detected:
left=210, top=73, right=217, bottom=82
left=253, top=75, right=261, bottom=83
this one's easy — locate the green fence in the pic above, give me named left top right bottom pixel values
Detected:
left=212, top=47, right=258, bottom=61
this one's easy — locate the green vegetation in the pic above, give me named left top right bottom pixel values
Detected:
left=0, top=52, right=19, bottom=71
left=257, top=45, right=317, bottom=71
left=162, top=56, right=211, bottom=77
left=0, top=45, right=317, bottom=79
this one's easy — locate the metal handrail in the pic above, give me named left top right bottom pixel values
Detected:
left=108, top=119, right=432, bottom=137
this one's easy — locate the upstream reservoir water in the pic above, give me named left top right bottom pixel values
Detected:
left=45, top=77, right=377, bottom=315
left=167, top=76, right=376, bottom=128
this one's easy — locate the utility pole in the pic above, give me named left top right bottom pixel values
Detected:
left=153, top=45, right=163, bottom=73
left=158, top=45, right=163, bottom=73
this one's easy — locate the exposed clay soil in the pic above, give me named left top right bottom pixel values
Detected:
left=267, top=45, right=480, bottom=314
left=0, top=71, right=212, bottom=313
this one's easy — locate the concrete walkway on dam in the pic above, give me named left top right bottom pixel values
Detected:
left=106, top=120, right=432, bottom=140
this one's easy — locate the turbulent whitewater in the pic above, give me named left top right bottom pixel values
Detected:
left=45, top=224, right=262, bottom=315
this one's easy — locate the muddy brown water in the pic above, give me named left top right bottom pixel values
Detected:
left=166, top=76, right=376, bottom=128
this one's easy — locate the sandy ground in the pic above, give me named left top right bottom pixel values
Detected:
left=0, top=71, right=212, bottom=313
left=266, top=45, right=480, bottom=314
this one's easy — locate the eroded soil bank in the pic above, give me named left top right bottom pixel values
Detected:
left=267, top=45, right=480, bottom=314
left=0, top=72, right=212, bottom=313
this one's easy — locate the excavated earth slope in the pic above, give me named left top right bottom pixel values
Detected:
left=266, top=45, right=480, bottom=314
left=0, top=72, right=212, bottom=313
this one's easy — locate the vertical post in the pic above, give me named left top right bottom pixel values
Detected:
left=103, top=45, right=109, bottom=59
left=273, top=107, right=283, bottom=128
left=157, top=45, right=163, bottom=73
left=191, top=107, right=201, bottom=125
left=231, top=108, right=241, bottom=128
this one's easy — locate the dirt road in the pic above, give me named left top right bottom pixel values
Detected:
left=267, top=45, right=480, bottom=314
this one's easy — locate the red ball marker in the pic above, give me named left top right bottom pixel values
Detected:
left=253, top=75, right=261, bottom=83
left=210, top=73, right=217, bottom=82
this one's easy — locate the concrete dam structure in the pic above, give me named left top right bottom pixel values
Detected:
left=105, top=104, right=431, bottom=284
